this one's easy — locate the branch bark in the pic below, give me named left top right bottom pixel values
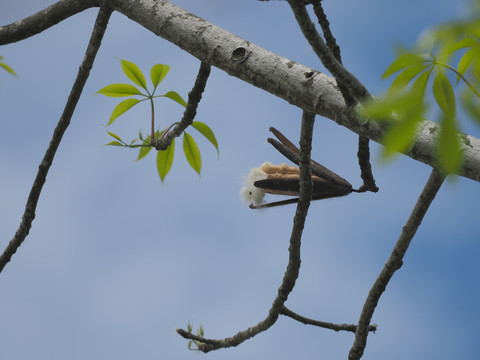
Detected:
left=152, top=61, right=211, bottom=150
left=279, top=305, right=377, bottom=333
left=1, top=0, right=480, bottom=181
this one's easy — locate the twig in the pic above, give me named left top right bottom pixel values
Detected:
left=0, top=7, right=112, bottom=274
left=309, top=0, right=355, bottom=107
left=279, top=305, right=377, bottom=333
left=153, top=61, right=211, bottom=150
left=306, top=0, right=378, bottom=193
left=286, top=0, right=371, bottom=102
left=348, top=169, right=445, bottom=360
left=176, top=111, right=316, bottom=352
left=357, top=136, right=379, bottom=192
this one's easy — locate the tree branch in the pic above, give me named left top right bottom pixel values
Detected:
left=303, top=0, right=379, bottom=192
left=0, top=6, right=112, bottom=274
left=286, top=0, right=371, bottom=102
left=1, top=0, right=480, bottom=181
left=176, top=111, right=316, bottom=352
left=152, top=61, right=211, bottom=150
left=348, top=169, right=445, bottom=360
left=0, top=0, right=99, bottom=45
left=279, top=305, right=377, bottom=333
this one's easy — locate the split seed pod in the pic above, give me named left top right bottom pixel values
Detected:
left=241, top=127, right=356, bottom=209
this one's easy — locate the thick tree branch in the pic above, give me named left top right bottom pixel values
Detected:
left=348, top=169, right=445, bottom=360
left=1, top=0, right=480, bottom=181
left=0, top=7, right=112, bottom=274
left=152, top=61, right=211, bottom=150
left=279, top=305, right=377, bottom=333
left=177, top=111, right=316, bottom=352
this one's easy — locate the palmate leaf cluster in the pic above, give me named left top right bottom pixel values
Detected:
left=97, top=59, right=218, bottom=182
left=362, top=12, right=480, bottom=174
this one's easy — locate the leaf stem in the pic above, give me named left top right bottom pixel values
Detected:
left=150, top=97, right=155, bottom=140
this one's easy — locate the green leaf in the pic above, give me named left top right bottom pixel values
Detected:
left=151, top=64, right=170, bottom=90
left=446, top=37, right=478, bottom=54
left=137, top=135, right=154, bottom=161
left=410, top=68, right=432, bottom=100
left=387, top=64, right=431, bottom=96
left=107, top=98, right=141, bottom=125
left=137, top=145, right=153, bottom=160
left=120, top=59, right=147, bottom=90
left=381, top=104, right=425, bottom=157
left=433, top=70, right=456, bottom=117
left=0, top=62, right=16, bottom=77
left=382, top=53, right=427, bottom=79
left=162, top=91, right=187, bottom=107
left=362, top=90, right=420, bottom=121
left=106, top=130, right=123, bottom=142
left=105, top=141, right=124, bottom=147
left=438, top=114, right=462, bottom=173
left=97, top=83, right=144, bottom=97
left=456, top=48, right=475, bottom=84
left=192, top=121, right=219, bottom=155
left=183, top=132, right=201, bottom=175
left=157, top=138, right=175, bottom=182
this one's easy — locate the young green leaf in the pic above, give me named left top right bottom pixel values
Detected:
left=410, top=67, right=432, bottom=100
left=106, top=130, right=123, bottom=142
left=433, top=70, right=456, bottom=117
left=191, top=121, right=219, bottom=155
left=387, top=64, right=431, bottom=96
left=457, top=48, right=475, bottom=84
left=382, top=53, right=427, bottom=79
left=381, top=105, right=425, bottom=157
left=151, top=64, right=170, bottom=90
left=97, top=83, right=144, bottom=97
left=157, top=138, right=175, bottom=182
left=183, top=132, right=201, bottom=175
left=107, top=98, right=141, bottom=125
left=0, top=62, right=16, bottom=77
left=137, top=145, right=153, bottom=160
left=445, top=37, right=478, bottom=55
left=137, top=135, right=154, bottom=161
left=120, top=59, right=147, bottom=90
left=438, top=114, right=462, bottom=173
left=361, top=92, right=415, bottom=121
left=105, top=141, right=124, bottom=147
left=162, top=91, right=187, bottom=107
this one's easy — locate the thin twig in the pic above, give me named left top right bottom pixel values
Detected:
left=286, top=0, right=371, bottom=102
left=306, top=0, right=378, bottom=192
left=348, top=169, right=445, bottom=360
left=279, top=305, right=377, bottom=333
left=153, top=61, right=211, bottom=150
left=176, top=111, right=316, bottom=352
left=0, top=7, right=112, bottom=274
left=310, top=0, right=355, bottom=107
left=357, top=136, right=379, bottom=192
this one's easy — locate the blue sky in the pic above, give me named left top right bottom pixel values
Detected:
left=1, top=1, right=479, bottom=359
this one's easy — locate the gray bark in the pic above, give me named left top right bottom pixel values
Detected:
left=1, top=0, right=480, bottom=182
